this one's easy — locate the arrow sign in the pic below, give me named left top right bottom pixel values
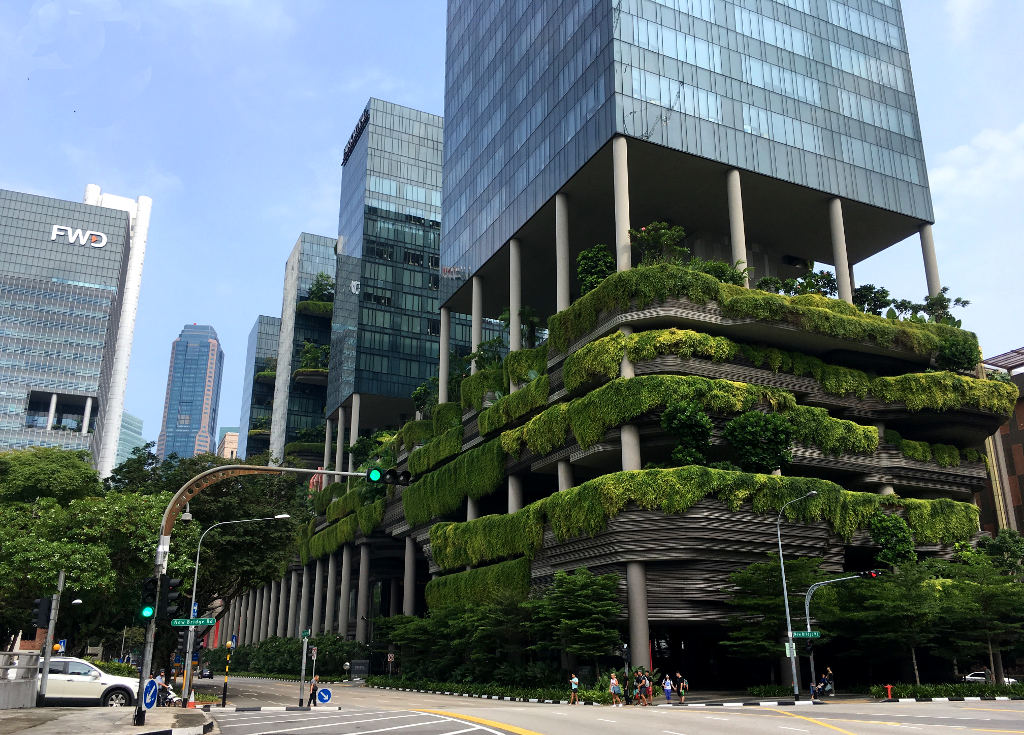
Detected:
left=316, top=688, right=332, bottom=704
left=793, top=631, right=821, bottom=639
left=171, top=617, right=216, bottom=627
left=143, top=679, right=158, bottom=709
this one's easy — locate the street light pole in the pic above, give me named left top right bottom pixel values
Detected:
left=776, top=490, right=817, bottom=701
left=181, top=514, right=290, bottom=704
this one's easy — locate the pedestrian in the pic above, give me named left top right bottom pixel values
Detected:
left=309, top=674, right=320, bottom=706
left=663, top=674, right=673, bottom=703
left=610, top=672, right=622, bottom=707
left=633, top=669, right=645, bottom=706
left=674, top=672, right=687, bottom=703
left=569, top=673, right=579, bottom=705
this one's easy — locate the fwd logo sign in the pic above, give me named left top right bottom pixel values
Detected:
left=50, top=225, right=107, bottom=248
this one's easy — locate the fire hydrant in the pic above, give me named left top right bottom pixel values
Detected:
left=885, top=684, right=894, bottom=699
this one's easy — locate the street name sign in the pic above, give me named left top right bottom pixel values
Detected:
left=171, top=617, right=216, bottom=627
left=792, top=631, right=821, bottom=639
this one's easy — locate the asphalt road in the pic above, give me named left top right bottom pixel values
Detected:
left=195, top=677, right=1024, bottom=735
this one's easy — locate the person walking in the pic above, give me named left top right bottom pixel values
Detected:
left=309, top=674, right=320, bottom=706
left=674, top=671, right=688, bottom=703
left=569, top=673, right=579, bottom=705
left=663, top=674, right=674, bottom=704
left=610, top=672, right=622, bottom=707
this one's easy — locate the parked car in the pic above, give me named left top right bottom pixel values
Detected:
left=964, top=671, right=1018, bottom=685
left=199, top=667, right=213, bottom=679
left=39, top=657, right=138, bottom=706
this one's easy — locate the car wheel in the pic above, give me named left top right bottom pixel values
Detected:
left=103, top=689, right=131, bottom=707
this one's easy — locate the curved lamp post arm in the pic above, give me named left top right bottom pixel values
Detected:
left=776, top=490, right=817, bottom=700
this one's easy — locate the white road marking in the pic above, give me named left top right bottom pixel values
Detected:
left=597, top=718, right=616, bottom=722
left=779, top=728, right=809, bottom=732
left=248, top=714, right=446, bottom=735
left=663, top=731, right=689, bottom=735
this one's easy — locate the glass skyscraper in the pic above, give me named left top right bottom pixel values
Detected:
left=237, top=314, right=280, bottom=460
left=0, top=188, right=140, bottom=464
left=115, top=411, right=146, bottom=467
left=156, top=324, right=225, bottom=459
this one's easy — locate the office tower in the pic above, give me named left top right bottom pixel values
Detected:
left=217, top=428, right=239, bottom=460
left=156, top=324, right=225, bottom=459
left=0, top=186, right=150, bottom=474
left=238, top=315, right=280, bottom=460
left=115, top=412, right=146, bottom=467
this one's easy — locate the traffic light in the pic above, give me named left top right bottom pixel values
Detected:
left=140, top=577, right=158, bottom=620
left=158, top=575, right=183, bottom=619
left=366, top=467, right=383, bottom=482
left=176, top=630, right=187, bottom=653
left=32, top=596, right=52, bottom=628
left=858, top=569, right=885, bottom=579
left=365, top=467, right=411, bottom=485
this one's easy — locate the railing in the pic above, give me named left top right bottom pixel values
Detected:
left=0, top=650, right=40, bottom=709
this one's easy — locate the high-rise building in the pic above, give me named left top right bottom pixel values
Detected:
left=981, top=348, right=1024, bottom=533
left=238, top=315, right=280, bottom=460
left=217, top=429, right=239, bottom=460
left=115, top=412, right=146, bottom=467
left=156, top=324, right=225, bottom=460
left=0, top=186, right=150, bottom=474
left=268, top=235, right=337, bottom=464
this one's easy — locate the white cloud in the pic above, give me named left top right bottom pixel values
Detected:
left=944, top=0, right=990, bottom=44
left=929, top=122, right=1024, bottom=221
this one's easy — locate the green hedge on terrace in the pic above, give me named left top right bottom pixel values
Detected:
left=546, top=263, right=980, bottom=372
left=307, top=498, right=386, bottom=559
left=295, top=300, right=334, bottom=318
left=433, top=402, right=462, bottom=434
left=312, top=481, right=345, bottom=515
left=326, top=489, right=361, bottom=521
left=562, top=328, right=1016, bottom=417
left=284, top=441, right=323, bottom=456
left=424, top=557, right=531, bottom=609
left=402, top=438, right=506, bottom=526
left=428, top=467, right=980, bottom=570
left=397, top=419, right=434, bottom=451
left=477, top=375, right=550, bottom=436
left=883, top=430, right=982, bottom=468
left=408, top=426, right=463, bottom=476
left=461, top=366, right=506, bottom=412
left=504, top=344, right=548, bottom=385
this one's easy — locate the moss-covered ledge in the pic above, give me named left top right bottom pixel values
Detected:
left=408, top=426, right=462, bottom=476
left=296, top=300, right=334, bottom=318
left=307, top=498, right=385, bottom=559
left=402, top=438, right=506, bottom=526
left=429, top=466, right=980, bottom=570
left=547, top=263, right=979, bottom=372
left=477, top=374, right=550, bottom=436
left=425, top=557, right=531, bottom=609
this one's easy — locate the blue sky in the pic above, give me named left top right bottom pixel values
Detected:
left=1, top=0, right=1021, bottom=445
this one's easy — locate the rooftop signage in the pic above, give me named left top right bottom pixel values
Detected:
left=51, top=225, right=107, bottom=248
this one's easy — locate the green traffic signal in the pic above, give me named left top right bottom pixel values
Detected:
left=366, top=467, right=382, bottom=482
left=140, top=605, right=155, bottom=619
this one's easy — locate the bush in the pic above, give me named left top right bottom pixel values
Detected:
left=461, top=367, right=505, bottom=412
left=433, top=402, right=462, bottom=433
left=723, top=411, right=794, bottom=472
left=366, top=676, right=570, bottom=703
left=577, top=244, right=616, bottom=296
left=204, top=635, right=367, bottom=678
left=867, top=682, right=1024, bottom=699
left=661, top=401, right=713, bottom=466
left=403, top=439, right=506, bottom=526
left=295, top=300, right=334, bottom=318
left=505, top=345, right=548, bottom=386
left=408, top=426, right=463, bottom=476
left=747, top=684, right=794, bottom=698
left=87, top=659, right=138, bottom=677
left=425, top=557, right=531, bottom=609
left=478, top=375, right=550, bottom=436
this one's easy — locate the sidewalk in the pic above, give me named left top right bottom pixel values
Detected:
left=0, top=707, right=213, bottom=735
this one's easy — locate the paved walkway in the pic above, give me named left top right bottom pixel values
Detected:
left=0, top=706, right=211, bottom=735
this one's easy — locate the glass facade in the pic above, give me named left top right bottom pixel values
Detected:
left=237, top=314, right=280, bottom=460
left=441, top=0, right=932, bottom=301
left=156, top=324, right=224, bottom=459
left=0, top=188, right=131, bottom=454
left=115, top=411, right=145, bottom=467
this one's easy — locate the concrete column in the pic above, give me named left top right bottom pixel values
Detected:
left=267, top=580, right=279, bottom=639
left=81, top=396, right=93, bottom=435
left=726, top=169, right=749, bottom=286
left=287, top=568, right=300, bottom=637
left=389, top=578, right=400, bottom=617
left=555, top=192, right=570, bottom=312
left=626, top=561, right=650, bottom=670
left=509, top=238, right=522, bottom=360
left=347, top=394, right=361, bottom=474
left=619, top=325, right=634, bottom=379
left=234, top=599, right=243, bottom=643
left=323, top=418, right=333, bottom=470
left=324, top=552, right=338, bottom=634
left=218, top=602, right=229, bottom=646
left=848, top=264, right=856, bottom=291
left=339, top=544, right=353, bottom=638
left=438, top=307, right=451, bottom=404
left=237, top=591, right=247, bottom=645
left=46, top=393, right=57, bottom=430
left=829, top=198, right=853, bottom=304
left=245, top=590, right=257, bottom=645
left=262, top=584, right=273, bottom=641
left=355, top=545, right=371, bottom=643
left=335, top=408, right=345, bottom=475
left=403, top=537, right=416, bottom=617
left=508, top=474, right=523, bottom=513
left=470, top=276, right=483, bottom=375
left=276, top=576, right=289, bottom=637
left=621, top=424, right=642, bottom=471
left=920, top=224, right=941, bottom=297
left=557, top=460, right=574, bottom=492
left=311, top=557, right=325, bottom=635
left=613, top=135, right=631, bottom=272
left=467, top=497, right=479, bottom=521
left=254, top=586, right=265, bottom=642
left=298, top=564, right=311, bottom=636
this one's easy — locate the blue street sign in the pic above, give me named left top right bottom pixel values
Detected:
left=143, top=679, right=158, bottom=709
left=191, top=601, right=198, bottom=617
left=231, top=634, right=238, bottom=648
left=316, top=688, right=332, bottom=704
left=57, top=639, right=66, bottom=653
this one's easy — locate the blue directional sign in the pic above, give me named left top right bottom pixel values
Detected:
left=231, top=635, right=238, bottom=648
left=316, top=688, right=332, bottom=704
left=57, top=639, right=66, bottom=653
left=143, top=679, right=158, bottom=709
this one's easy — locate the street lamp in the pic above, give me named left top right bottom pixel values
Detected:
left=181, top=513, right=290, bottom=703
left=777, top=490, right=817, bottom=701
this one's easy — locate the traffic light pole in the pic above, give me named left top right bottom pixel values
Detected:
left=133, top=465, right=365, bottom=726
left=37, top=569, right=64, bottom=701
left=803, top=572, right=880, bottom=691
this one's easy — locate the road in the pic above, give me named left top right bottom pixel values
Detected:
left=194, top=677, right=1024, bottom=735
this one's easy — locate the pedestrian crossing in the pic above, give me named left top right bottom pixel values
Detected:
left=211, top=706, right=509, bottom=735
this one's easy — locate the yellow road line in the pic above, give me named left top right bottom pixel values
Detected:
left=776, top=707, right=860, bottom=735
left=414, top=709, right=546, bottom=735
left=961, top=707, right=1024, bottom=712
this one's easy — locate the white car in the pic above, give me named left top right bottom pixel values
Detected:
left=40, top=657, right=139, bottom=706
left=964, top=671, right=1018, bottom=685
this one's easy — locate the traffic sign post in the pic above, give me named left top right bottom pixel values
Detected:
left=792, top=631, right=821, bottom=639
left=784, top=642, right=796, bottom=657
left=298, top=637, right=308, bottom=707
left=142, top=679, right=158, bottom=710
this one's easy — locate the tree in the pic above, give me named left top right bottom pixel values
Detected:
left=499, top=306, right=545, bottom=349
left=299, top=340, right=329, bottom=370
left=661, top=401, right=713, bottom=466
left=852, top=284, right=893, bottom=315
left=0, top=446, right=103, bottom=504
left=629, top=221, right=688, bottom=264
left=754, top=264, right=837, bottom=298
left=722, top=411, right=793, bottom=472
left=867, top=512, right=916, bottom=567
left=977, top=529, right=1024, bottom=580
left=104, top=442, right=161, bottom=494
left=306, top=272, right=335, bottom=302
left=576, top=245, right=615, bottom=296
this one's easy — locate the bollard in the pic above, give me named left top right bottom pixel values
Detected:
left=885, top=684, right=894, bottom=700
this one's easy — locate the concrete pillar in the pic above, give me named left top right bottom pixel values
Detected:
left=324, top=553, right=338, bottom=634
left=287, top=568, right=300, bottom=637
left=237, top=591, right=247, bottom=645
left=311, top=557, right=325, bottom=635
left=335, top=409, right=345, bottom=475
left=508, top=474, right=523, bottom=513
left=619, top=325, right=634, bottom=379
left=276, top=576, right=289, bottom=638
left=467, top=497, right=479, bottom=521
left=347, top=394, right=361, bottom=474
left=245, top=590, right=257, bottom=645
left=470, top=276, right=483, bottom=375
left=557, top=460, right=574, bottom=492
left=81, top=396, right=93, bottom=435
left=323, top=418, right=333, bottom=470
left=726, top=169, right=749, bottom=286
left=267, top=580, right=279, bottom=639
left=829, top=198, right=853, bottom=304
left=298, top=564, right=311, bottom=636
left=389, top=578, right=400, bottom=617
left=438, top=307, right=451, bottom=404
left=555, top=192, right=570, bottom=312
left=218, top=602, right=229, bottom=647
left=339, top=544, right=353, bottom=638
left=509, top=238, right=522, bottom=359
left=920, top=224, right=941, bottom=297
left=46, top=393, right=57, bottom=430
left=613, top=135, right=631, bottom=272
left=879, top=484, right=896, bottom=496
left=262, top=584, right=273, bottom=641
left=848, top=264, right=856, bottom=291
left=621, top=424, right=642, bottom=471
left=626, top=561, right=650, bottom=670
left=254, top=586, right=265, bottom=642
left=355, top=545, right=371, bottom=643
left=403, top=537, right=416, bottom=617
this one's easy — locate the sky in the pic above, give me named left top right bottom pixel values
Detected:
left=1, top=0, right=1021, bottom=445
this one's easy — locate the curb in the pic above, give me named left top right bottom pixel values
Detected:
left=368, top=685, right=823, bottom=707
left=881, top=696, right=1024, bottom=703
left=220, top=676, right=354, bottom=684
left=201, top=706, right=344, bottom=712
left=138, top=721, right=215, bottom=735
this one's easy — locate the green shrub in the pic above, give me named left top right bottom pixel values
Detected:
left=577, top=244, right=616, bottom=296
left=326, top=489, right=361, bottom=522
left=461, top=367, right=505, bottom=412
left=478, top=375, right=550, bottom=435
left=408, top=426, right=463, bottom=476
left=433, top=402, right=463, bottom=434
left=357, top=498, right=386, bottom=534
left=430, top=502, right=548, bottom=569
left=283, top=441, right=323, bottom=456
left=883, top=429, right=962, bottom=466
left=868, top=682, right=1024, bottom=699
left=86, top=659, right=138, bottom=677
left=661, top=400, right=713, bottom=466
left=723, top=411, right=794, bottom=472
left=403, top=439, right=506, bottom=526
left=295, top=300, right=334, bottom=318
left=785, top=405, right=879, bottom=455
left=505, top=345, right=548, bottom=385
left=425, top=557, right=531, bottom=609
left=312, top=481, right=344, bottom=515
left=365, top=676, right=569, bottom=703
left=398, top=420, right=434, bottom=451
